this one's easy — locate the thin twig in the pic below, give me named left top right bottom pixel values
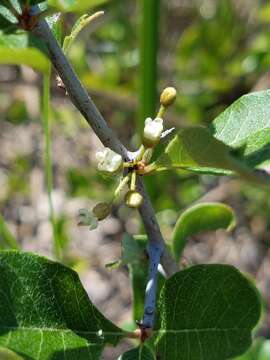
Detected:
left=33, top=19, right=129, bottom=160
left=137, top=179, right=178, bottom=329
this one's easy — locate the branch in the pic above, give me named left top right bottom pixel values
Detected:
left=32, top=15, right=178, bottom=329
left=33, top=19, right=129, bottom=161
left=137, top=180, right=177, bottom=329
left=138, top=181, right=178, bottom=277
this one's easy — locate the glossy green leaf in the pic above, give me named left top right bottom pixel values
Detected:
left=211, top=90, right=270, bottom=170
left=155, top=264, right=262, bottom=360
left=172, top=202, right=236, bottom=261
left=0, top=250, right=123, bottom=359
left=155, top=90, right=270, bottom=179
left=154, top=126, right=269, bottom=184
left=118, top=346, right=155, bottom=360
left=48, top=0, right=108, bottom=13
left=154, top=127, right=239, bottom=174
left=0, top=4, right=17, bottom=32
left=0, top=46, right=50, bottom=73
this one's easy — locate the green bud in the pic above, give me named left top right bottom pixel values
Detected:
left=92, top=202, right=111, bottom=220
left=125, top=190, right=143, bottom=208
left=142, top=148, right=153, bottom=164
left=160, top=87, right=177, bottom=107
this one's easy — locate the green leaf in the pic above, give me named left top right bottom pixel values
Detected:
left=121, top=234, right=145, bottom=265
left=46, top=12, right=63, bottom=45
left=154, top=127, right=237, bottom=174
left=0, top=46, right=50, bottom=73
left=48, top=0, right=108, bottom=13
left=63, top=13, right=102, bottom=54
left=0, top=348, right=23, bottom=360
left=154, top=126, right=269, bottom=183
left=110, top=234, right=162, bottom=322
left=106, top=233, right=146, bottom=270
left=0, top=29, right=49, bottom=73
left=155, top=264, right=262, bottom=360
left=126, top=235, right=148, bottom=321
left=172, top=202, right=236, bottom=261
left=0, top=214, right=19, bottom=250
left=155, top=91, right=270, bottom=179
left=0, top=14, right=13, bottom=31
left=255, top=341, right=270, bottom=360
left=118, top=346, right=155, bottom=360
left=106, top=234, right=148, bottom=320
left=0, top=32, right=31, bottom=49
left=21, top=0, right=45, bottom=5
left=234, top=338, right=270, bottom=359
left=0, top=250, right=124, bottom=359
left=78, top=208, right=98, bottom=230
left=211, top=90, right=270, bottom=170
left=0, top=5, right=17, bottom=32
left=130, top=260, right=149, bottom=322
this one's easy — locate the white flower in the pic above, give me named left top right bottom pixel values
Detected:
left=96, top=148, right=123, bottom=173
left=143, top=117, right=163, bottom=146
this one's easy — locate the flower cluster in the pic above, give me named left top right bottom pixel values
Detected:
left=79, top=87, right=177, bottom=230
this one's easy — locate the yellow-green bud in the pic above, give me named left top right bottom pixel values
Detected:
left=142, top=148, right=153, bottom=164
left=92, top=202, right=111, bottom=220
left=160, top=87, right=177, bottom=107
left=125, top=190, right=143, bottom=208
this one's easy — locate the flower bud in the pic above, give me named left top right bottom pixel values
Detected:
left=96, top=148, right=123, bottom=173
left=142, top=148, right=153, bottom=164
left=92, top=202, right=111, bottom=220
left=125, top=190, right=143, bottom=208
left=142, top=117, right=163, bottom=148
left=160, top=87, right=177, bottom=107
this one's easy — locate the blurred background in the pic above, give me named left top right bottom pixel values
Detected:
left=0, top=0, right=270, bottom=358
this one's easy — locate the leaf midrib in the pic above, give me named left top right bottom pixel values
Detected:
left=156, top=328, right=250, bottom=334
left=0, top=326, right=124, bottom=337
left=1, top=325, right=251, bottom=335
